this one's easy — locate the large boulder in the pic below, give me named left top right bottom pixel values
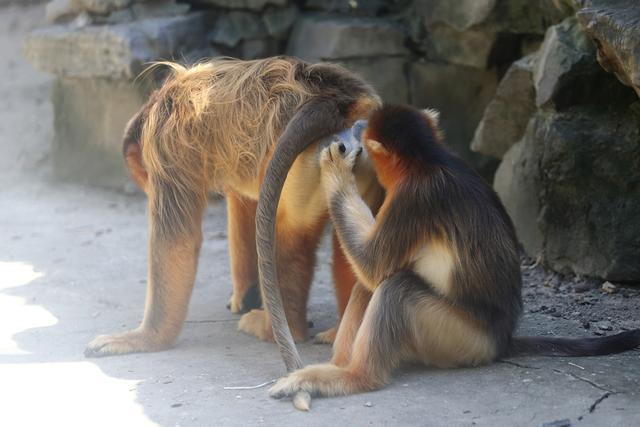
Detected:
left=495, top=107, right=640, bottom=281
left=577, top=0, right=640, bottom=97
left=24, top=12, right=214, bottom=79
left=472, top=54, right=536, bottom=158
left=533, top=16, right=635, bottom=109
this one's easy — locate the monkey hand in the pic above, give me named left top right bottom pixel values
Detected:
left=320, top=141, right=362, bottom=197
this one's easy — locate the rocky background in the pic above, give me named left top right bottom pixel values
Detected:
left=22, top=0, right=640, bottom=283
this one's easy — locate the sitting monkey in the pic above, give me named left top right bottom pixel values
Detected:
left=269, top=104, right=640, bottom=400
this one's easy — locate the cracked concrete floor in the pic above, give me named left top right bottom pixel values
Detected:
left=1, top=4, right=639, bottom=427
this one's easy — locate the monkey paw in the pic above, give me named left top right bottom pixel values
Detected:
left=269, top=363, right=353, bottom=399
left=228, top=284, right=262, bottom=314
left=84, top=329, right=170, bottom=357
left=320, top=141, right=361, bottom=194
left=313, top=326, right=337, bottom=344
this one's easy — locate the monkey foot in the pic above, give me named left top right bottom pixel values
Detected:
left=237, top=309, right=273, bottom=342
left=269, top=363, right=361, bottom=398
left=84, top=329, right=171, bottom=357
left=313, top=326, right=337, bottom=344
left=227, top=284, right=262, bottom=314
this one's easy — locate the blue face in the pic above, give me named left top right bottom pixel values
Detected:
left=318, top=119, right=369, bottom=156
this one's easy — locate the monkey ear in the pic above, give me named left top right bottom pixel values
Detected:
left=352, top=119, right=368, bottom=143
left=365, top=138, right=388, bottom=155
left=421, top=108, right=440, bottom=125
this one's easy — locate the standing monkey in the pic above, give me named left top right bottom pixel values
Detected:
left=84, top=57, right=383, bottom=357
left=269, top=104, right=640, bottom=400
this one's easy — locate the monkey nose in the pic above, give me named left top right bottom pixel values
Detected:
left=357, top=147, right=363, bottom=156
left=338, top=143, right=346, bottom=153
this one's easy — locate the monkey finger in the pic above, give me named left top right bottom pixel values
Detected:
left=345, top=150, right=359, bottom=168
left=319, top=146, right=333, bottom=167
left=329, top=141, right=348, bottom=160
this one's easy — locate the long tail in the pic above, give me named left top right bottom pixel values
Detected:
left=256, top=98, right=350, bottom=411
left=508, top=330, right=640, bottom=357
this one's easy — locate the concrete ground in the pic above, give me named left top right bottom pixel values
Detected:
left=1, top=4, right=638, bottom=427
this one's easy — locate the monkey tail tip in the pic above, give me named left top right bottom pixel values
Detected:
left=293, top=391, right=311, bottom=411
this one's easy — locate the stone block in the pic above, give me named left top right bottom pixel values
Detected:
left=24, top=12, right=213, bottom=79
left=419, top=0, right=496, bottom=32
left=209, top=11, right=266, bottom=48
left=425, top=23, right=496, bottom=69
left=472, top=55, right=536, bottom=159
left=287, top=16, right=407, bottom=61
left=196, top=0, right=286, bottom=10
left=51, top=77, right=151, bottom=187
left=410, top=61, right=498, bottom=175
left=340, top=57, right=408, bottom=104
left=262, top=5, right=298, bottom=38
left=303, top=0, right=387, bottom=15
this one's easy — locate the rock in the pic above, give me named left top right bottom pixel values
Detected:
left=577, top=0, right=640, bottom=97
left=304, top=0, right=388, bottom=15
left=492, top=0, right=570, bottom=35
left=418, top=0, right=496, bottom=32
left=495, top=107, right=640, bottom=281
left=209, top=11, right=266, bottom=48
left=472, top=55, right=536, bottom=159
left=50, top=77, right=152, bottom=187
left=46, top=0, right=131, bottom=24
left=425, top=23, right=497, bottom=69
left=196, top=0, right=286, bottom=11
left=597, top=321, right=613, bottom=331
left=24, top=12, right=213, bottom=79
left=240, top=38, right=277, bottom=59
left=533, top=16, right=635, bottom=109
left=287, top=17, right=407, bottom=62
left=416, top=0, right=568, bottom=36
left=601, top=281, right=618, bottom=294
left=340, top=57, right=408, bottom=103
left=131, top=0, right=190, bottom=19
left=262, top=5, right=298, bottom=38
left=410, top=61, right=498, bottom=176
left=533, top=17, right=595, bottom=108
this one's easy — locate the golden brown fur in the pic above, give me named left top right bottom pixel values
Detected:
left=85, top=57, right=383, bottom=357
left=270, top=105, right=640, bottom=403
left=269, top=104, right=519, bottom=399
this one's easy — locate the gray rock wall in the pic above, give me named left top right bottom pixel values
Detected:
left=20, top=0, right=640, bottom=281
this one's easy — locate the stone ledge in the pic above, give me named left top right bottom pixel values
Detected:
left=24, top=12, right=213, bottom=79
left=287, top=16, right=408, bottom=62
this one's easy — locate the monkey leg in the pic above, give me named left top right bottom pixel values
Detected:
left=238, top=218, right=324, bottom=342
left=330, top=283, right=371, bottom=366
left=226, top=193, right=261, bottom=314
left=314, top=232, right=358, bottom=345
left=85, top=187, right=205, bottom=357
left=270, top=270, right=495, bottom=398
